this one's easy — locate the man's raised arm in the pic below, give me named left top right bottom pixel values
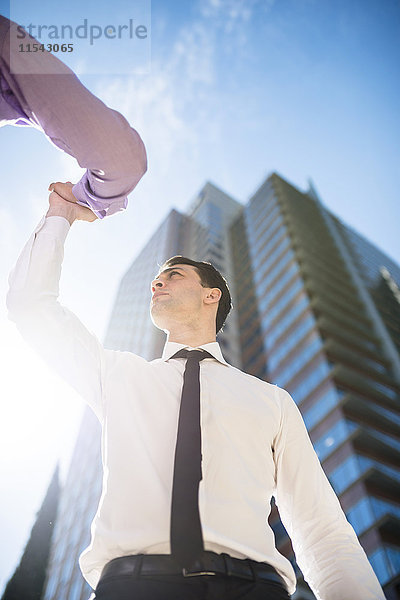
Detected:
left=6, top=186, right=112, bottom=421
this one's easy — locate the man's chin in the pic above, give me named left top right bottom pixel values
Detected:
left=150, top=308, right=170, bottom=332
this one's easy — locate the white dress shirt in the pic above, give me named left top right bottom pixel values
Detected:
left=7, top=216, right=385, bottom=599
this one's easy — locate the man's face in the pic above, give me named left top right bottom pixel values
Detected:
left=150, top=264, right=207, bottom=331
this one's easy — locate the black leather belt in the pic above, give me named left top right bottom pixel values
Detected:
left=98, top=551, right=286, bottom=588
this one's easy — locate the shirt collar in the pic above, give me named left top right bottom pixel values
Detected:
left=162, top=341, right=229, bottom=366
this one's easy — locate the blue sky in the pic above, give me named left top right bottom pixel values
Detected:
left=0, top=0, right=399, bottom=592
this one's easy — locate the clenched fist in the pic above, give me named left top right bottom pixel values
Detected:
left=47, top=181, right=98, bottom=224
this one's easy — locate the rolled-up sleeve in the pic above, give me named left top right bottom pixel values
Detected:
left=7, top=216, right=109, bottom=421
left=273, top=388, right=385, bottom=600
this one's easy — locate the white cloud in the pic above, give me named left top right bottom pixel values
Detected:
left=89, top=2, right=242, bottom=194
left=72, top=0, right=274, bottom=234
left=199, top=0, right=275, bottom=32
left=54, top=148, right=86, bottom=183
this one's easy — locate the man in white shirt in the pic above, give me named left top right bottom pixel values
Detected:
left=7, top=185, right=386, bottom=600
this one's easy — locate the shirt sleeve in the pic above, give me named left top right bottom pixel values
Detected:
left=273, top=387, right=386, bottom=600
left=71, top=119, right=148, bottom=220
left=0, top=16, right=147, bottom=220
left=6, top=216, right=110, bottom=421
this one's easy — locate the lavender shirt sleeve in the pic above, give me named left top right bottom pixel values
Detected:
left=0, top=15, right=147, bottom=219
left=72, top=177, right=128, bottom=218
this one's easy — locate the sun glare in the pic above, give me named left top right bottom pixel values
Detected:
left=0, top=319, right=83, bottom=471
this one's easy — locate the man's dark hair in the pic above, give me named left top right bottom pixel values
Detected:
left=159, top=256, right=232, bottom=334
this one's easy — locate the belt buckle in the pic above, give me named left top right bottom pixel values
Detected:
left=182, top=567, right=216, bottom=577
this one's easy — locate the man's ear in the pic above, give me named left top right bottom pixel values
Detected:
left=204, top=287, right=222, bottom=305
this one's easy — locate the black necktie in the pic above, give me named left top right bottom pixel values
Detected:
left=170, top=349, right=213, bottom=569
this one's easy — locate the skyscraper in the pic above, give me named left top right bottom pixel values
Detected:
left=239, top=174, right=400, bottom=598
left=42, top=173, right=400, bottom=600
left=2, top=466, right=60, bottom=600
left=42, top=411, right=101, bottom=600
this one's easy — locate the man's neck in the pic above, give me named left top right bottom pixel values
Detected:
left=167, top=330, right=216, bottom=348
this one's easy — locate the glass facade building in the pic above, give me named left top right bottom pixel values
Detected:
left=42, top=173, right=400, bottom=600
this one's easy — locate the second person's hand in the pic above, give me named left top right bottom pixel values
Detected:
left=47, top=181, right=98, bottom=224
